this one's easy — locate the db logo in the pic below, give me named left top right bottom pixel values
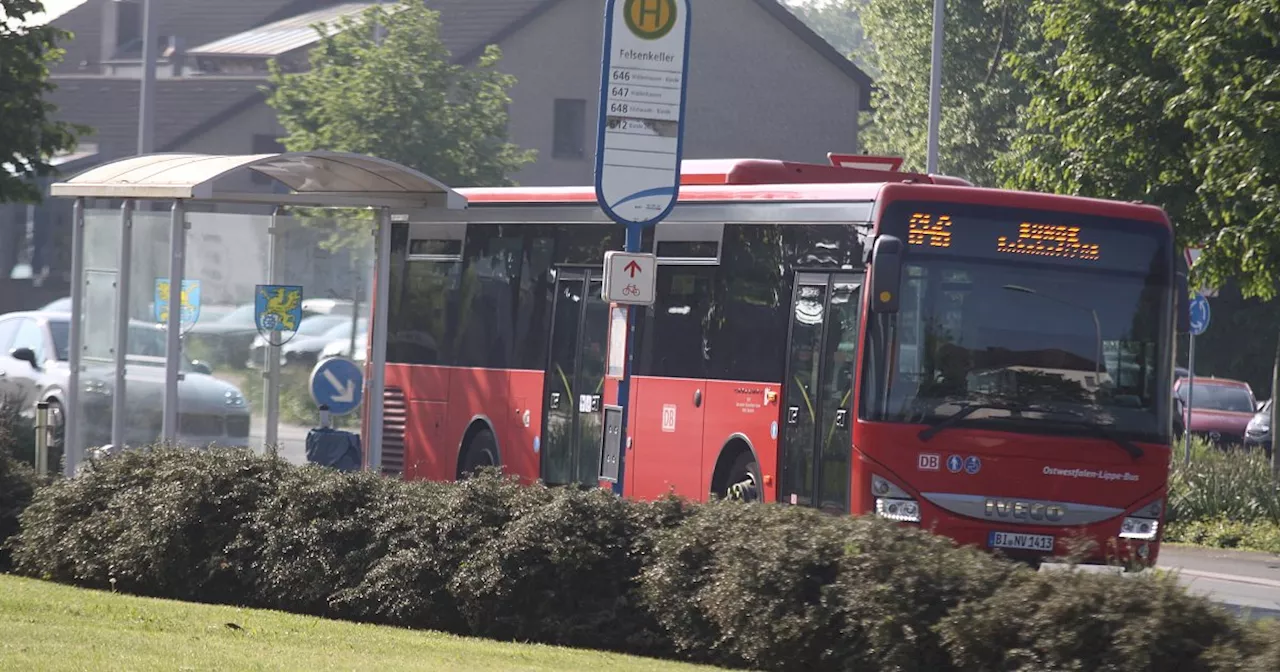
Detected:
left=918, top=453, right=941, bottom=471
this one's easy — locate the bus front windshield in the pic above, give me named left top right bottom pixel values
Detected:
left=861, top=201, right=1175, bottom=444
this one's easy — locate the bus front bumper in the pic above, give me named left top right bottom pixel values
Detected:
left=918, top=515, right=1162, bottom=569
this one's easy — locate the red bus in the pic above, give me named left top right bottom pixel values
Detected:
left=378, top=156, right=1183, bottom=567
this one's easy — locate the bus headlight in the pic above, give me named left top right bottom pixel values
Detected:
left=1119, top=498, right=1162, bottom=541
left=872, top=474, right=921, bottom=523
left=876, top=497, right=921, bottom=522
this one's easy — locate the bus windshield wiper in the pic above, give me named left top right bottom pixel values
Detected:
left=918, top=401, right=1027, bottom=441
left=1031, top=413, right=1145, bottom=460
left=918, top=401, right=1145, bottom=460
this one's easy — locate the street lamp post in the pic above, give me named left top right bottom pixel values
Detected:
left=926, top=0, right=945, bottom=174
left=138, top=0, right=157, bottom=155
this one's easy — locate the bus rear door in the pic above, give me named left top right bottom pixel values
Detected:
left=541, top=268, right=609, bottom=486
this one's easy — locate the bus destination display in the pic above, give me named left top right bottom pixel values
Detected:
left=890, top=205, right=1168, bottom=274
left=908, top=213, right=1102, bottom=261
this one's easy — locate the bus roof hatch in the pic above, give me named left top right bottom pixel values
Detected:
left=678, top=156, right=968, bottom=187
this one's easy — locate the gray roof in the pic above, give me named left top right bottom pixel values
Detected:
left=50, top=0, right=334, bottom=73
left=187, top=3, right=382, bottom=58
left=43, top=76, right=268, bottom=157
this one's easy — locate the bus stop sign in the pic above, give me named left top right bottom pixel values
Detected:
left=594, top=0, right=692, bottom=227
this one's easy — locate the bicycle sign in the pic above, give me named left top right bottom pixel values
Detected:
left=602, top=251, right=656, bottom=305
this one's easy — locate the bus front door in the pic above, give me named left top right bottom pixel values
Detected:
left=541, top=269, right=609, bottom=487
left=779, top=273, right=863, bottom=513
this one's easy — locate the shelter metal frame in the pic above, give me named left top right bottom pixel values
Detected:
left=49, top=151, right=467, bottom=476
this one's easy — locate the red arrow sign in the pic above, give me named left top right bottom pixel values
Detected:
left=624, top=260, right=642, bottom=277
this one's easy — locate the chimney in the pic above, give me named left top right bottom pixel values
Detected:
left=163, top=36, right=186, bottom=76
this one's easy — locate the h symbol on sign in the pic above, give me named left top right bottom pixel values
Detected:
left=639, top=0, right=662, bottom=27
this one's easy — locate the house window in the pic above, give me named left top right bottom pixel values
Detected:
left=115, top=0, right=141, bottom=49
left=552, top=98, right=587, bottom=160
left=251, top=135, right=286, bottom=185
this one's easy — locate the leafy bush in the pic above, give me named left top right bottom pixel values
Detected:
left=938, top=567, right=1276, bottom=670
left=1165, top=518, right=1280, bottom=554
left=9, top=448, right=1280, bottom=671
left=0, top=452, right=41, bottom=572
left=638, top=500, right=1020, bottom=670
left=1, top=404, right=46, bottom=571
left=0, top=396, right=38, bottom=466
left=10, top=448, right=288, bottom=604
left=242, top=465, right=399, bottom=614
left=1168, top=440, right=1280, bottom=525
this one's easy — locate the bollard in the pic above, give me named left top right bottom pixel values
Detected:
left=318, top=404, right=331, bottom=429
left=34, top=401, right=49, bottom=478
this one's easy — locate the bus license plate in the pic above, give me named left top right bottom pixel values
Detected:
left=989, top=531, right=1055, bottom=552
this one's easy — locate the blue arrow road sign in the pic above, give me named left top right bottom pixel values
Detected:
left=1189, top=292, right=1211, bottom=336
left=309, top=357, right=363, bottom=416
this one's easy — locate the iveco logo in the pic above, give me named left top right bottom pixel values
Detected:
left=984, top=498, right=1067, bottom=522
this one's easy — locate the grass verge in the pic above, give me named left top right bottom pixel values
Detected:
left=0, top=574, right=720, bottom=672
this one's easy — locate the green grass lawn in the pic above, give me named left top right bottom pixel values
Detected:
left=0, top=575, right=719, bottom=671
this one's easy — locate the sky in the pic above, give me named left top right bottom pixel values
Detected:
left=15, top=0, right=86, bottom=26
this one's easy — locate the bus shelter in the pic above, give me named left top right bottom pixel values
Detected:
left=48, top=152, right=465, bottom=476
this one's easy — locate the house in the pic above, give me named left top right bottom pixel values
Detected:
left=3, top=0, right=872, bottom=301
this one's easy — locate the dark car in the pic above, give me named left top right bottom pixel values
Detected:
left=0, top=311, right=251, bottom=451
left=183, top=303, right=264, bottom=368
left=1245, top=398, right=1272, bottom=459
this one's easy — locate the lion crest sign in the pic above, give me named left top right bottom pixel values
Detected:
left=255, top=285, right=304, bottom=345
left=154, top=278, right=201, bottom=333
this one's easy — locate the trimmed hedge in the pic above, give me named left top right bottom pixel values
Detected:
left=0, top=452, right=39, bottom=572
left=9, top=447, right=1280, bottom=671
left=0, top=409, right=44, bottom=572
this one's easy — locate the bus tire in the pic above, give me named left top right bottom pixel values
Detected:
left=718, top=448, right=761, bottom=503
left=457, top=427, right=499, bottom=480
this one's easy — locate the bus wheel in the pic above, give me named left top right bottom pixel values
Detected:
left=457, top=428, right=499, bottom=480
left=723, top=451, right=761, bottom=503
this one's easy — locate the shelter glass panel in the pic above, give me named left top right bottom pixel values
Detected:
left=181, top=210, right=373, bottom=461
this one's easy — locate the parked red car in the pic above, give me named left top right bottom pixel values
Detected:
left=1174, top=377, right=1259, bottom=448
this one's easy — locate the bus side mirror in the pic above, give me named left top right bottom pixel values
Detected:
left=1175, top=272, right=1190, bottom=333
left=870, top=235, right=904, bottom=314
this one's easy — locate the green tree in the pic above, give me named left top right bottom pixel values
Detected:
left=1002, top=0, right=1279, bottom=299
left=0, top=0, right=82, bottom=203
left=265, top=1, right=535, bottom=190
left=860, top=0, right=1039, bottom=186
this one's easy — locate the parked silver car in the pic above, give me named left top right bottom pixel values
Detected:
left=1245, top=398, right=1273, bottom=459
left=0, top=310, right=250, bottom=451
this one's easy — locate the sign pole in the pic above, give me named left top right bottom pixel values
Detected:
left=1185, top=291, right=1210, bottom=464
left=1185, top=332, right=1195, bottom=465
left=595, top=0, right=691, bottom=496
left=615, top=224, right=642, bottom=495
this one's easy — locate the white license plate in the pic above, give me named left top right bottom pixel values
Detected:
left=989, top=531, right=1055, bottom=552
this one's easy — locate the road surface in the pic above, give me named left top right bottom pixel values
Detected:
left=249, top=418, right=312, bottom=466
left=1157, top=545, right=1280, bottom=621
